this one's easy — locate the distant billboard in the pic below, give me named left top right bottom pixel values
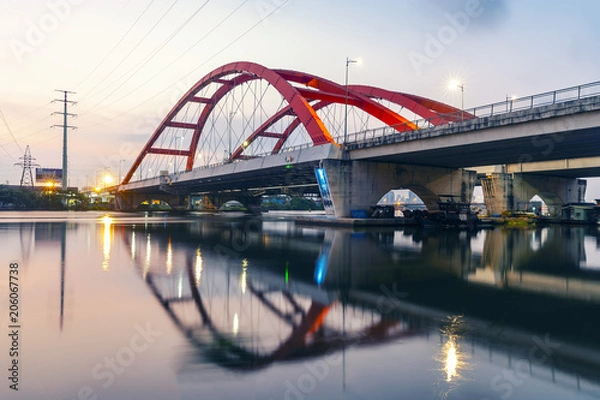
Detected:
left=36, top=168, right=62, bottom=183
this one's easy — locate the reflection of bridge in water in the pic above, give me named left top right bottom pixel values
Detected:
left=122, top=224, right=424, bottom=373
left=116, top=219, right=600, bottom=396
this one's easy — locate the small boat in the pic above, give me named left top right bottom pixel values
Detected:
left=416, top=195, right=478, bottom=229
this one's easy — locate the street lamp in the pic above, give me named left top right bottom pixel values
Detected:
left=448, top=80, right=464, bottom=120
left=506, top=95, right=517, bottom=112
left=103, top=173, right=113, bottom=189
left=344, top=57, right=360, bottom=145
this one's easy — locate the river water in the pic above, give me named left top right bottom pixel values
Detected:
left=1, top=211, right=600, bottom=400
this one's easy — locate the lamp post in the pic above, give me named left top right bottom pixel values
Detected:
left=448, top=80, right=464, bottom=120
left=344, top=57, right=359, bottom=145
left=102, top=172, right=113, bottom=190
left=506, top=95, right=517, bottom=112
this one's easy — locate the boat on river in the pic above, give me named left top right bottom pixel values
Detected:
left=415, top=195, right=478, bottom=228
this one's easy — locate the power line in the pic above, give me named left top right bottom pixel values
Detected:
left=0, top=140, right=17, bottom=162
left=0, top=107, right=23, bottom=154
left=81, top=0, right=211, bottom=114
left=7, top=114, right=52, bottom=136
left=0, top=127, right=51, bottom=148
left=3, top=101, right=52, bottom=126
left=86, top=0, right=246, bottom=117
left=81, top=0, right=266, bottom=126
left=75, top=0, right=155, bottom=91
left=80, top=0, right=180, bottom=102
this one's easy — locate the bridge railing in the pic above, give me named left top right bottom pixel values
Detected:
left=345, top=80, right=600, bottom=145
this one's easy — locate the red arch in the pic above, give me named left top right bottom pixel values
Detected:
left=230, top=85, right=471, bottom=160
left=123, top=62, right=472, bottom=184
left=124, top=62, right=335, bottom=184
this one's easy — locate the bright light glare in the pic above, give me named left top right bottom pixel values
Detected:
left=103, top=174, right=114, bottom=185
left=445, top=339, right=458, bottom=382
left=232, top=314, right=239, bottom=335
left=101, top=215, right=113, bottom=271
left=448, top=79, right=463, bottom=91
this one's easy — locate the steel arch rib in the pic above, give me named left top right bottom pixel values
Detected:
left=123, top=62, right=476, bottom=184
left=123, top=61, right=335, bottom=184
left=274, top=69, right=418, bottom=132
left=181, top=62, right=335, bottom=170
left=231, top=85, right=471, bottom=159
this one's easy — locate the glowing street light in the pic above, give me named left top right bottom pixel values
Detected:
left=103, top=173, right=114, bottom=189
left=448, top=79, right=464, bottom=120
left=344, top=57, right=361, bottom=145
left=506, top=95, right=517, bottom=112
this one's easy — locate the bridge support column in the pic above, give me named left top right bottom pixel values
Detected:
left=513, top=174, right=586, bottom=216
left=322, top=160, right=476, bottom=217
left=481, top=173, right=587, bottom=216
left=481, top=173, right=513, bottom=216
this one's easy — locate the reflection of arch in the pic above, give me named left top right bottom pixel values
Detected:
left=123, top=228, right=423, bottom=371
left=123, top=61, right=471, bottom=184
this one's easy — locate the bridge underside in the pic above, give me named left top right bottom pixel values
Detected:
left=358, top=126, right=600, bottom=168
left=501, top=156, right=600, bottom=178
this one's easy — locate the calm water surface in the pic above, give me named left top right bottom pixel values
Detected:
left=2, top=211, right=600, bottom=400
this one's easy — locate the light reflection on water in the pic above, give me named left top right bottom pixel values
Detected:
left=2, top=212, right=600, bottom=400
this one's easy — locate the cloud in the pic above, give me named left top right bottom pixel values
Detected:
left=412, top=0, right=510, bottom=30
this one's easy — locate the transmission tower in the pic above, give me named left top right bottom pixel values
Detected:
left=52, top=90, right=77, bottom=190
left=14, top=145, right=40, bottom=187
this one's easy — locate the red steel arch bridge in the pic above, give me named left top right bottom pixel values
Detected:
left=122, top=61, right=466, bottom=184
left=118, top=62, right=600, bottom=216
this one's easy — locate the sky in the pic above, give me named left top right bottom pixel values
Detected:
left=1, top=0, right=600, bottom=195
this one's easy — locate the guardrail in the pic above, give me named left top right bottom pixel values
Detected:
left=345, top=80, right=600, bottom=144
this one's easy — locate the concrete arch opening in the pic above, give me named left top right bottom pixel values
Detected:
left=219, top=200, right=247, bottom=212
left=137, top=199, right=173, bottom=211
left=377, top=189, right=427, bottom=217
left=527, top=195, right=549, bottom=216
